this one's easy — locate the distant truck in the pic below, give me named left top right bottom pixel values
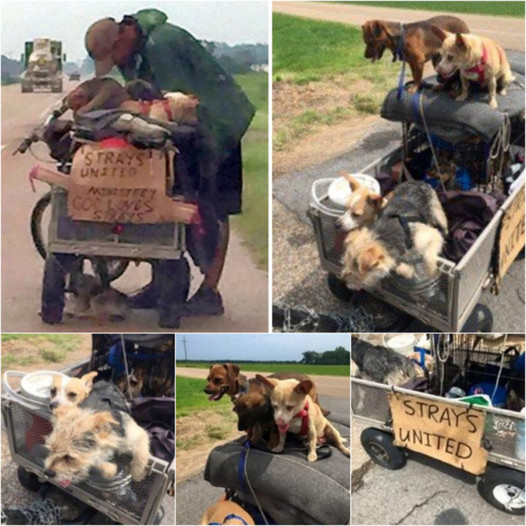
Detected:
left=21, top=38, right=64, bottom=93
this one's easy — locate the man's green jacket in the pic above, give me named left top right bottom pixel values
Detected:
left=126, top=8, right=255, bottom=163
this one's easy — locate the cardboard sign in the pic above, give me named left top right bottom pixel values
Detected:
left=497, top=183, right=525, bottom=281
left=68, top=144, right=169, bottom=224
left=389, top=393, right=488, bottom=475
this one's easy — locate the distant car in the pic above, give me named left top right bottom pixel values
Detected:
left=69, top=71, right=80, bottom=81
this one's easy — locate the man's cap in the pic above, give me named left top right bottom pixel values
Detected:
left=85, top=18, right=120, bottom=77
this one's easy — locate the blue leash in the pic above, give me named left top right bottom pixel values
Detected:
left=237, top=439, right=252, bottom=491
left=209, top=514, right=249, bottom=525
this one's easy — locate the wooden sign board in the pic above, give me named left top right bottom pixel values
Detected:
left=68, top=144, right=169, bottom=224
left=388, top=393, right=488, bottom=475
left=497, top=183, right=525, bottom=281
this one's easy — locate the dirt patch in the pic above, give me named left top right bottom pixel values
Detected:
left=176, top=409, right=243, bottom=484
left=273, top=75, right=382, bottom=177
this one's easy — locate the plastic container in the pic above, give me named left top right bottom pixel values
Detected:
left=327, top=174, right=381, bottom=207
left=383, top=334, right=416, bottom=357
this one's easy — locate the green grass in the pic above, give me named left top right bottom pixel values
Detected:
left=176, top=376, right=232, bottom=417
left=1, top=334, right=83, bottom=368
left=273, top=13, right=397, bottom=150
left=178, top=362, right=350, bottom=376
left=233, top=72, right=268, bottom=269
left=340, top=1, right=524, bottom=17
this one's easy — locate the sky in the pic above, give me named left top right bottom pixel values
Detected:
left=1, top=0, right=268, bottom=62
left=175, top=334, right=351, bottom=361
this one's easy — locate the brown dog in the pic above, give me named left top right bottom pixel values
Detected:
left=65, top=78, right=131, bottom=116
left=362, top=15, right=469, bottom=92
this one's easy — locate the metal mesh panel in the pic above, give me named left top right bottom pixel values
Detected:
left=5, top=402, right=165, bottom=524
left=456, top=216, right=500, bottom=318
left=351, top=380, right=390, bottom=424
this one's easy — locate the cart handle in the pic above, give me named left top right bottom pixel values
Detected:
left=2, top=370, right=50, bottom=412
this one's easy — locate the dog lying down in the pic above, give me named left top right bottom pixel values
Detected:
left=341, top=181, right=448, bottom=290
left=351, top=336, right=434, bottom=386
left=65, top=77, right=199, bottom=124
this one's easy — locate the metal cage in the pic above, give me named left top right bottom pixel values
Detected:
left=1, top=359, right=174, bottom=525
left=309, top=127, right=524, bottom=331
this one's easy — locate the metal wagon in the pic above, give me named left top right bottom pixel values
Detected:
left=1, top=334, right=175, bottom=525
left=352, top=334, right=525, bottom=515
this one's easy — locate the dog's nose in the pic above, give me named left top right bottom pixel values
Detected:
left=49, top=402, right=58, bottom=410
left=44, top=469, right=56, bottom=478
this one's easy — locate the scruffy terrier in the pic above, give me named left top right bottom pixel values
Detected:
left=45, top=378, right=149, bottom=487
left=341, top=181, right=447, bottom=290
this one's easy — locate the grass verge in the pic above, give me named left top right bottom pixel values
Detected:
left=176, top=376, right=232, bottom=417
left=273, top=13, right=398, bottom=151
left=233, top=72, right=269, bottom=270
left=177, top=362, right=350, bottom=376
left=340, top=1, right=524, bottom=17
left=1, top=334, right=83, bottom=368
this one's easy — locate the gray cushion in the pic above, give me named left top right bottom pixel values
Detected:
left=204, top=416, right=350, bottom=525
left=381, top=51, right=525, bottom=142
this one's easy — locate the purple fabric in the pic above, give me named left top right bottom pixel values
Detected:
left=438, top=190, right=504, bottom=262
left=131, top=397, right=175, bottom=462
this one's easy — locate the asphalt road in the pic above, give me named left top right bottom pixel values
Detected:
left=176, top=394, right=350, bottom=525
left=1, top=78, right=268, bottom=333
left=273, top=1, right=525, bottom=52
left=176, top=366, right=351, bottom=398
left=352, top=444, right=524, bottom=525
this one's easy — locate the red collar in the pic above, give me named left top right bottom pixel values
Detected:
left=293, top=400, right=309, bottom=437
left=465, top=46, right=488, bottom=84
left=140, top=99, right=173, bottom=121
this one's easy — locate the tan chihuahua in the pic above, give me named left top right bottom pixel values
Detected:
left=255, top=375, right=350, bottom=462
left=49, top=372, right=98, bottom=411
left=338, top=173, right=385, bottom=231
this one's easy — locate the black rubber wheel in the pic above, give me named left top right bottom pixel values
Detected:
left=31, top=191, right=51, bottom=260
left=477, top=466, right=525, bottom=515
left=17, top=466, right=41, bottom=492
left=30, top=193, right=129, bottom=282
left=41, top=253, right=66, bottom=324
left=327, top=273, right=354, bottom=302
left=157, top=257, right=190, bottom=328
left=360, top=428, right=407, bottom=470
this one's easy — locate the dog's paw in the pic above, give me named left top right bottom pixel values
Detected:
left=498, top=89, right=507, bottom=96
left=307, top=451, right=318, bottom=462
left=341, top=447, right=351, bottom=457
left=455, top=93, right=468, bottom=102
left=489, top=98, right=498, bottom=109
left=405, top=84, right=418, bottom=94
left=271, top=445, right=284, bottom=453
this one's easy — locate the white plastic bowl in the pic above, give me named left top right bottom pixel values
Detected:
left=383, top=334, right=417, bottom=357
left=20, top=371, right=69, bottom=403
left=327, top=173, right=381, bottom=207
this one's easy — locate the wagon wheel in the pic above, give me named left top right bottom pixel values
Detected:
left=31, top=191, right=129, bottom=282
left=478, top=466, right=525, bottom=515
left=360, top=428, right=407, bottom=470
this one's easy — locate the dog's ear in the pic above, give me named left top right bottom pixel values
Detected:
left=359, top=246, right=385, bottom=273
left=455, top=33, right=467, bottom=50
left=223, top=363, right=240, bottom=380
left=341, top=172, right=361, bottom=192
left=294, top=380, right=313, bottom=395
left=366, top=194, right=385, bottom=210
left=371, top=21, right=385, bottom=39
left=256, top=374, right=276, bottom=390
left=430, top=25, right=449, bottom=43
left=81, top=371, right=98, bottom=390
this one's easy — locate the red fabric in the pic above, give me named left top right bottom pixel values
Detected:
left=99, top=137, right=129, bottom=148
left=465, top=46, right=488, bottom=84
left=294, top=400, right=310, bottom=437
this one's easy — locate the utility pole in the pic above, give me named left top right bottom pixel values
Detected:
left=182, top=336, right=188, bottom=361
